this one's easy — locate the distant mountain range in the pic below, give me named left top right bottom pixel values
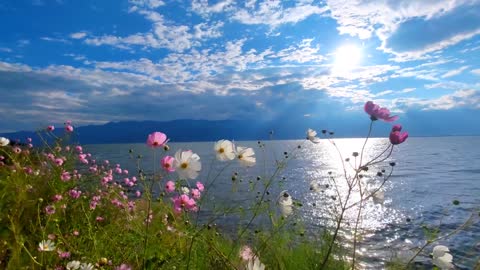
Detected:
left=1, top=111, right=479, bottom=145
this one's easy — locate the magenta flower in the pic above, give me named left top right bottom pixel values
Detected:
left=75, top=145, right=83, bottom=153
left=196, top=181, right=205, bottom=192
left=45, top=205, right=56, bottom=215
left=115, top=264, right=132, bottom=270
left=172, top=194, right=196, bottom=213
left=65, top=125, right=74, bottom=133
left=68, top=189, right=82, bottom=199
left=52, top=194, right=63, bottom=202
left=389, top=124, right=409, bottom=145
left=161, top=156, right=176, bottom=172
left=96, top=216, right=104, bottom=222
left=165, top=181, right=175, bottom=193
left=364, top=101, right=398, bottom=122
left=58, top=250, right=71, bottom=259
left=55, top=158, right=64, bottom=166
left=191, top=188, right=201, bottom=199
left=47, top=125, right=55, bottom=131
left=146, top=132, right=168, bottom=148
left=13, top=147, right=21, bottom=154
left=61, top=171, right=71, bottom=181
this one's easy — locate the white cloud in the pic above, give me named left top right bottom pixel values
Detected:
left=471, top=69, right=480, bottom=75
left=401, top=87, right=416, bottom=93
left=41, top=37, right=69, bottom=43
left=93, top=39, right=274, bottom=84
left=70, top=32, right=87, bottom=39
left=375, top=90, right=394, bottom=97
left=232, top=1, right=328, bottom=27
left=129, top=0, right=164, bottom=9
left=425, top=81, right=473, bottom=90
left=387, top=29, right=480, bottom=62
left=85, top=10, right=224, bottom=52
left=0, top=47, right=12, bottom=53
left=275, top=39, right=325, bottom=63
left=191, top=0, right=236, bottom=17
left=441, top=65, right=470, bottom=78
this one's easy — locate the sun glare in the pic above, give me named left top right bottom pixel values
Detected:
left=332, top=44, right=362, bottom=74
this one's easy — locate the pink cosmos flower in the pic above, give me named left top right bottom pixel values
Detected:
left=68, top=189, right=82, bottom=199
left=191, top=188, right=201, bottom=199
left=196, top=181, right=205, bottom=192
left=123, top=169, right=129, bottom=175
left=52, top=194, right=63, bottom=202
left=65, top=146, right=70, bottom=151
left=61, top=171, right=71, bottom=181
left=389, top=124, right=409, bottom=145
left=239, top=245, right=254, bottom=261
left=65, top=125, right=74, bottom=133
left=72, top=230, right=79, bottom=236
left=28, top=143, right=33, bottom=148
left=55, top=158, right=64, bottom=166
left=75, top=146, right=83, bottom=153
left=364, top=101, right=398, bottom=122
left=115, top=264, right=132, bottom=270
left=165, top=181, right=175, bottom=193
left=13, top=147, right=21, bottom=154
left=58, top=250, right=71, bottom=259
left=65, top=120, right=72, bottom=125
left=96, top=216, right=104, bottom=222
left=45, top=205, right=56, bottom=215
left=47, top=125, right=55, bottom=131
left=24, top=167, right=33, bottom=174
left=146, top=132, right=168, bottom=148
left=172, top=194, right=197, bottom=213
left=161, top=156, right=175, bottom=172
left=27, top=138, right=32, bottom=143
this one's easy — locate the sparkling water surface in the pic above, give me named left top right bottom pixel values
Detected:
left=86, top=136, right=480, bottom=269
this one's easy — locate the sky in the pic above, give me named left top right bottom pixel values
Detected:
left=0, top=0, right=479, bottom=135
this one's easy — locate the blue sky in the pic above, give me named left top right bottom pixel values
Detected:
left=0, top=0, right=479, bottom=134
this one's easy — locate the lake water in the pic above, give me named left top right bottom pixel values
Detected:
left=85, top=136, right=480, bottom=269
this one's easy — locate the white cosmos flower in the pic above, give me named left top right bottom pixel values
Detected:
left=66, top=260, right=81, bottom=270
left=235, top=146, right=256, bottom=167
left=38, top=239, right=55, bottom=251
left=372, top=190, right=385, bottom=205
left=246, top=257, right=265, bottom=270
left=181, top=186, right=190, bottom=194
left=309, top=181, right=321, bottom=192
left=214, top=140, right=235, bottom=161
left=79, top=262, right=95, bottom=270
left=174, top=150, right=201, bottom=179
left=278, top=190, right=293, bottom=217
left=306, top=129, right=321, bottom=144
left=0, top=137, right=9, bottom=147
left=432, top=245, right=454, bottom=269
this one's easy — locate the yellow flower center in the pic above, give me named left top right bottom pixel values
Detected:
left=181, top=163, right=188, bottom=169
left=219, top=148, right=224, bottom=153
left=238, top=154, right=243, bottom=159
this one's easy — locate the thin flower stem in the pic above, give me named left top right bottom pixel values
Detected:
left=142, top=149, right=156, bottom=269
left=21, top=243, right=42, bottom=266
left=359, top=120, right=373, bottom=168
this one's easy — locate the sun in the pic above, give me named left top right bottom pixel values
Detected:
left=332, top=44, right=362, bottom=74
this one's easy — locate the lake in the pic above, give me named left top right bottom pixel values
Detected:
left=85, top=136, right=480, bottom=269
